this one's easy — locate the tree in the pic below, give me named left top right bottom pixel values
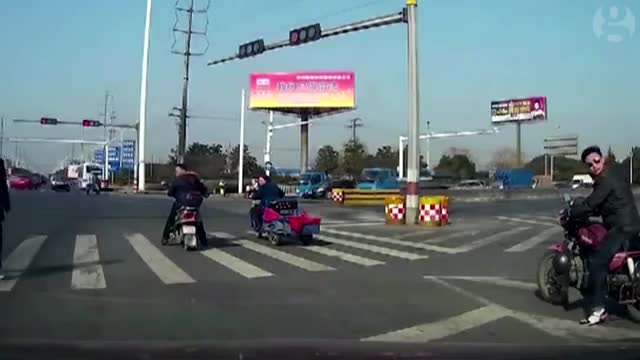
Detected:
left=435, top=153, right=476, bottom=180
left=490, top=147, right=522, bottom=169
left=313, top=145, right=340, bottom=174
left=341, top=140, right=368, bottom=178
left=525, top=154, right=585, bottom=181
left=374, top=145, right=397, bottom=168
left=606, top=146, right=617, bottom=163
left=226, top=144, right=259, bottom=177
left=167, top=142, right=226, bottom=178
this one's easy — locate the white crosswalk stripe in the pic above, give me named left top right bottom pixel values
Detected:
left=504, top=227, right=562, bottom=252
left=0, top=235, right=47, bottom=292
left=235, top=239, right=336, bottom=272
left=71, top=234, right=106, bottom=289
left=321, top=228, right=457, bottom=254
left=125, top=233, right=196, bottom=285
left=315, top=235, right=428, bottom=260
left=301, top=245, right=385, bottom=267
left=201, top=248, right=274, bottom=279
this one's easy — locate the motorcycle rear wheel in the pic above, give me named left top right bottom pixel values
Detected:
left=299, top=234, right=313, bottom=246
left=268, top=233, right=283, bottom=246
left=537, top=252, right=569, bottom=305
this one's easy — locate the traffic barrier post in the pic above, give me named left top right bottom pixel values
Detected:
left=385, top=195, right=406, bottom=225
left=418, top=195, right=442, bottom=227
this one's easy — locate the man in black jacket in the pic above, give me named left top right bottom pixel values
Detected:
left=250, top=173, right=285, bottom=231
left=0, top=159, right=10, bottom=280
left=162, top=164, right=208, bottom=246
left=572, top=145, right=640, bottom=325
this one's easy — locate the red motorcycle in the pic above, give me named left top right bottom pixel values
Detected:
left=537, top=193, right=640, bottom=322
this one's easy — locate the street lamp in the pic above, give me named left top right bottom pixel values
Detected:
left=137, top=0, right=152, bottom=192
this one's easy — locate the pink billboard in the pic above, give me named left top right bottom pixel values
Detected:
left=249, top=71, right=355, bottom=109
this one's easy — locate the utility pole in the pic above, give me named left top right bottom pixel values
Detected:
left=346, top=117, right=363, bottom=143
left=0, top=115, right=4, bottom=158
left=172, top=0, right=210, bottom=163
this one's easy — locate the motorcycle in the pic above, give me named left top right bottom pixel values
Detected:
left=537, top=193, right=640, bottom=322
left=251, top=197, right=321, bottom=246
left=163, top=192, right=207, bottom=251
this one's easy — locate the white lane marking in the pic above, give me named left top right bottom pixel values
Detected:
left=420, top=231, right=479, bottom=244
left=125, top=234, right=195, bottom=285
left=315, top=235, right=427, bottom=260
left=534, top=215, right=557, bottom=221
left=361, top=305, right=506, bottom=343
left=71, top=235, right=106, bottom=289
left=424, top=276, right=640, bottom=341
left=453, top=227, right=531, bottom=253
left=428, top=275, right=538, bottom=291
left=301, top=245, right=385, bottom=267
left=395, top=229, right=439, bottom=239
left=200, top=248, right=273, bottom=279
left=321, top=228, right=457, bottom=254
left=208, top=231, right=236, bottom=240
left=504, top=227, right=562, bottom=252
left=236, top=240, right=335, bottom=272
left=0, top=235, right=47, bottom=292
left=322, top=222, right=383, bottom=229
left=496, top=216, right=555, bottom=227
left=355, top=213, right=383, bottom=222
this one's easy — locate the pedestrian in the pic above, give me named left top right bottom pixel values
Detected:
left=0, top=159, right=11, bottom=280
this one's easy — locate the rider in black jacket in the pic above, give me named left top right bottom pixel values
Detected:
left=163, top=164, right=208, bottom=245
left=571, top=145, right=640, bottom=325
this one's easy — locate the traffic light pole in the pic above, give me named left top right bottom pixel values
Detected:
left=206, top=10, right=405, bottom=66
left=405, top=0, right=420, bottom=223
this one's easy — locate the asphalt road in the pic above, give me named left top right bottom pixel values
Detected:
left=2, top=190, right=640, bottom=359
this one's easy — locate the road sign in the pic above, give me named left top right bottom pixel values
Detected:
left=94, top=149, right=105, bottom=162
left=544, top=135, right=578, bottom=156
left=121, top=140, right=136, bottom=169
left=108, top=146, right=121, bottom=171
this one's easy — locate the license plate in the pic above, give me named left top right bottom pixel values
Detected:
left=279, top=209, right=294, bottom=215
left=182, top=225, right=196, bottom=234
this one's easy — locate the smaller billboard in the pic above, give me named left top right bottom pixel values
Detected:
left=249, top=71, right=355, bottom=109
left=491, top=96, right=547, bottom=124
left=544, top=135, right=578, bottom=156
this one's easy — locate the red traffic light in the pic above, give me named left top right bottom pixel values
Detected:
left=289, top=24, right=321, bottom=46
left=82, top=119, right=102, bottom=127
left=40, top=117, right=58, bottom=125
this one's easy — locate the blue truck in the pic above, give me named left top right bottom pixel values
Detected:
left=296, top=171, right=329, bottom=199
left=357, top=168, right=399, bottom=190
left=494, top=168, right=536, bottom=190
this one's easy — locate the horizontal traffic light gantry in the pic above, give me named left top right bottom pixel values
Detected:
left=82, top=119, right=102, bottom=127
left=238, top=39, right=265, bottom=59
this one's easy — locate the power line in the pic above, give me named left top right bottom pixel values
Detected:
left=346, top=117, right=364, bottom=142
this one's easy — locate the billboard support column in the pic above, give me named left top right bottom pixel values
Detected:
left=516, top=122, right=522, bottom=167
left=405, top=0, right=420, bottom=224
left=550, top=155, right=554, bottom=181
left=300, top=112, right=309, bottom=174
left=238, top=89, right=246, bottom=194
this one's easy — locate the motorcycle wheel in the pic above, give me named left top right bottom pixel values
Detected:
left=536, top=252, right=569, bottom=305
left=299, top=234, right=313, bottom=246
left=268, top=233, right=283, bottom=246
left=183, top=234, right=197, bottom=251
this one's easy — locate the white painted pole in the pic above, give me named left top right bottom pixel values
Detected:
left=630, top=148, right=634, bottom=185
left=137, top=0, right=152, bottom=192
left=264, top=111, right=273, bottom=177
left=238, top=89, right=246, bottom=194
left=398, top=136, right=404, bottom=179
left=550, top=155, right=554, bottom=182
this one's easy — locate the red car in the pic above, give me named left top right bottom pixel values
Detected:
left=8, top=175, right=34, bottom=190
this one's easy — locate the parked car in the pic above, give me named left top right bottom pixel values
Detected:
left=50, top=176, right=71, bottom=192
left=8, top=175, right=34, bottom=190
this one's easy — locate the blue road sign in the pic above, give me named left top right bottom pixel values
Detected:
left=108, top=146, right=121, bottom=172
left=121, top=140, right=135, bottom=169
left=94, top=149, right=105, bottom=163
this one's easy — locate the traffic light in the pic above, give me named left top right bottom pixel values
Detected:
left=40, top=117, right=58, bottom=125
left=289, top=23, right=322, bottom=46
left=82, top=119, right=102, bottom=127
left=238, top=39, right=265, bottom=59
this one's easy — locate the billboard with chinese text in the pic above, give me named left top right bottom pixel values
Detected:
left=249, top=71, right=355, bottom=109
left=491, top=96, right=547, bottom=124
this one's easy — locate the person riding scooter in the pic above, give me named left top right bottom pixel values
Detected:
left=163, top=164, right=209, bottom=246
left=86, top=174, right=101, bottom=195
left=249, top=173, right=285, bottom=232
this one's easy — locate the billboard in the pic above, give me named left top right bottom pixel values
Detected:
left=491, top=96, right=547, bottom=124
left=544, top=135, right=578, bottom=156
left=249, top=71, right=355, bottom=109
left=121, top=140, right=136, bottom=169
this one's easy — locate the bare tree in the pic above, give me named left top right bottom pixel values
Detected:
left=490, top=147, right=525, bottom=169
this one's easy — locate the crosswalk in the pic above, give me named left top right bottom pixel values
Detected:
left=0, top=213, right=563, bottom=292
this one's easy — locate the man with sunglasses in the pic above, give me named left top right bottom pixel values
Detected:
left=571, top=145, right=640, bottom=325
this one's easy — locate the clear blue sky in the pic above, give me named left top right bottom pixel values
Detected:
left=0, top=0, right=638, bottom=173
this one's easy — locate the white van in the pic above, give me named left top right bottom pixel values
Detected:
left=572, top=174, right=593, bottom=189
